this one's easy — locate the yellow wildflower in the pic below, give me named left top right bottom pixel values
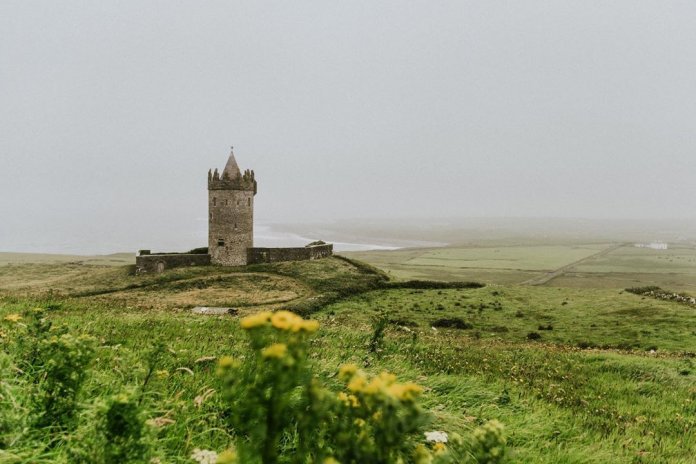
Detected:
left=354, top=418, right=366, bottom=428
left=3, top=313, right=22, bottom=323
left=218, top=356, right=239, bottom=369
left=240, top=311, right=272, bottom=329
left=271, top=310, right=299, bottom=331
left=217, top=448, right=238, bottom=464
left=348, top=394, right=360, bottom=408
left=378, top=371, right=397, bottom=385
left=372, top=410, right=382, bottom=421
left=323, top=458, right=340, bottom=464
left=347, top=373, right=367, bottom=393
left=337, top=391, right=350, bottom=405
left=338, top=363, right=359, bottom=381
left=299, top=319, right=320, bottom=333
left=433, top=442, right=446, bottom=454
left=413, top=444, right=433, bottom=464
left=363, top=376, right=388, bottom=395
left=388, top=382, right=423, bottom=401
left=262, top=343, right=288, bottom=359
left=155, top=370, right=169, bottom=379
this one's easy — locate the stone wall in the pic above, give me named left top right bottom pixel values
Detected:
left=135, top=252, right=211, bottom=274
left=247, top=243, right=333, bottom=265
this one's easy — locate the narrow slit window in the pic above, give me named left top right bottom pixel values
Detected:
left=212, top=197, right=217, bottom=206
left=248, top=198, right=251, bottom=206
left=217, top=238, right=225, bottom=247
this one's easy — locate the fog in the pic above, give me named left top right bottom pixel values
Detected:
left=2, top=1, right=695, bottom=253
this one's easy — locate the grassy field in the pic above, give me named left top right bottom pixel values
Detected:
left=0, top=252, right=135, bottom=266
left=347, top=242, right=696, bottom=292
left=1, top=255, right=696, bottom=462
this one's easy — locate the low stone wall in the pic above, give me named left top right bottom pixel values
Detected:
left=135, top=253, right=211, bottom=274
left=247, top=243, right=333, bottom=265
left=135, top=243, right=332, bottom=273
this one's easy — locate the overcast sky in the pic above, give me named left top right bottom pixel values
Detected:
left=2, top=1, right=695, bottom=253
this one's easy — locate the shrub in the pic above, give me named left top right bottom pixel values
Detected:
left=69, top=392, right=150, bottom=464
left=432, top=318, right=473, bottom=330
left=526, top=332, right=541, bottom=341
left=537, top=325, right=553, bottom=331
left=5, top=308, right=96, bottom=429
left=389, top=317, right=419, bottom=328
left=369, top=313, right=389, bottom=354
left=470, top=420, right=507, bottom=464
left=34, top=332, right=96, bottom=428
left=0, top=352, right=26, bottom=449
left=214, top=310, right=506, bottom=463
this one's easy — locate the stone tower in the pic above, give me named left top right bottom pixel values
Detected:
left=208, top=148, right=258, bottom=265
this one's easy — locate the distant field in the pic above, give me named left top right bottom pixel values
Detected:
left=345, top=243, right=613, bottom=285
left=406, top=244, right=611, bottom=270
left=0, top=252, right=134, bottom=266
left=347, top=242, right=696, bottom=292
left=570, top=245, right=696, bottom=274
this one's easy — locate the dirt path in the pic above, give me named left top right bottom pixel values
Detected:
left=520, top=243, right=627, bottom=286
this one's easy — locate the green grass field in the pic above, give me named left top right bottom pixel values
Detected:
left=347, top=242, right=696, bottom=292
left=1, top=254, right=695, bottom=463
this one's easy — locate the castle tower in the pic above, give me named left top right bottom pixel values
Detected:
left=208, top=148, right=258, bottom=265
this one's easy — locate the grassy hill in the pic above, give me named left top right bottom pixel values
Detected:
left=1, top=256, right=695, bottom=463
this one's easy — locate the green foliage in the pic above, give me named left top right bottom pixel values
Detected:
left=432, top=318, right=473, bottom=330
left=216, top=311, right=499, bottom=464
left=34, top=332, right=96, bottom=428
left=0, top=352, right=25, bottom=450
left=470, top=420, right=506, bottom=464
left=369, top=313, right=389, bottom=354
left=4, top=254, right=696, bottom=463
left=218, top=310, right=318, bottom=463
left=387, top=280, right=484, bottom=290
left=70, top=392, right=150, bottom=464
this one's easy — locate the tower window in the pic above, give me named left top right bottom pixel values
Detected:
left=213, top=197, right=217, bottom=206
left=234, top=223, right=237, bottom=230
left=225, top=199, right=229, bottom=206
left=237, top=200, right=240, bottom=206
left=217, top=238, right=225, bottom=247
left=209, top=212, right=213, bottom=220
left=248, top=198, right=251, bottom=206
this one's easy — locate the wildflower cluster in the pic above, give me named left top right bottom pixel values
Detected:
left=471, top=420, right=506, bottom=464
left=325, top=365, right=431, bottom=463
left=211, top=309, right=507, bottom=464
left=217, top=310, right=319, bottom=463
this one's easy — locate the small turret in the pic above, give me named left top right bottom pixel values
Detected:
left=208, top=147, right=256, bottom=192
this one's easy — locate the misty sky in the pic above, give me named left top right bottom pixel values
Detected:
left=2, top=1, right=696, bottom=253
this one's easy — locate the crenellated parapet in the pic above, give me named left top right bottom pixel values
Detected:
left=208, top=168, right=257, bottom=194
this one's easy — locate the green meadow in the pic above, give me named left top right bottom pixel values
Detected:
left=347, top=243, right=696, bottom=292
left=1, top=253, right=695, bottom=462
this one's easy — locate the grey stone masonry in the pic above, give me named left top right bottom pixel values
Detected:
left=136, top=252, right=211, bottom=274
left=247, top=243, right=334, bottom=264
left=208, top=148, right=257, bottom=266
